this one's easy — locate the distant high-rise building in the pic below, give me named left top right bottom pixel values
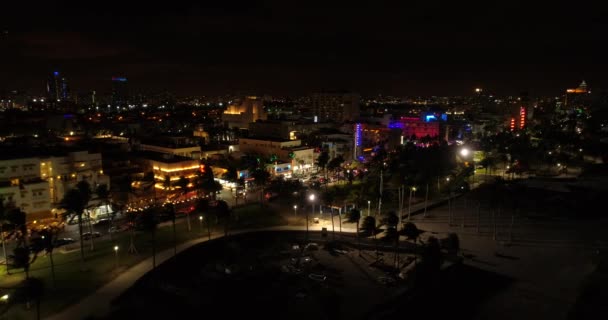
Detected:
left=223, top=96, right=267, bottom=128
left=564, top=80, right=591, bottom=110
left=111, top=77, right=128, bottom=106
left=311, top=92, right=360, bottom=122
left=46, top=71, right=69, bottom=102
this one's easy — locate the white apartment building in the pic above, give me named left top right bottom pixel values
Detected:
left=0, top=151, right=109, bottom=221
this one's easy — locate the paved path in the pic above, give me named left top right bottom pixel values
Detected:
left=46, top=224, right=357, bottom=320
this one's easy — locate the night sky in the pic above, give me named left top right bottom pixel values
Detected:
left=2, top=1, right=608, bottom=96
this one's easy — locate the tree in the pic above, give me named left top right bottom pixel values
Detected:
left=316, top=151, right=330, bottom=178
left=251, top=168, right=270, bottom=206
left=440, top=233, right=460, bottom=255
left=419, top=236, right=442, bottom=280
left=163, top=203, right=177, bottom=256
left=139, top=206, right=160, bottom=270
left=95, top=184, right=112, bottom=239
left=196, top=199, right=212, bottom=240
left=76, top=181, right=95, bottom=251
left=177, top=176, right=189, bottom=198
left=12, top=277, right=45, bottom=320
left=29, top=228, right=58, bottom=288
left=214, top=200, right=231, bottom=238
left=6, top=208, right=27, bottom=247
left=361, top=216, right=378, bottom=257
left=402, top=222, right=420, bottom=243
left=11, top=246, right=31, bottom=279
left=163, top=175, right=172, bottom=195
left=322, top=191, right=337, bottom=239
left=346, top=209, right=362, bottom=254
left=327, top=155, right=345, bottom=177
left=60, top=188, right=88, bottom=269
left=381, top=211, right=399, bottom=230
left=360, top=216, right=377, bottom=237
left=0, top=200, right=10, bottom=274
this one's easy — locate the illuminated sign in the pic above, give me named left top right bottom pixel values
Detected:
left=519, top=106, right=526, bottom=129
left=510, top=118, right=515, bottom=131
left=355, top=123, right=362, bottom=147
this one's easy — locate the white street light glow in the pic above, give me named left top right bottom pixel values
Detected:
left=460, top=148, right=470, bottom=157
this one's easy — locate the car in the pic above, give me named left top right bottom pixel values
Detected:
left=54, top=238, right=76, bottom=247
left=378, top=276, right=396, bottom=286
left=308, top=273, right=326, bottom=281
left=82, top=232, right=102, bottom=240
left=94, top=218, right=111, bottom=226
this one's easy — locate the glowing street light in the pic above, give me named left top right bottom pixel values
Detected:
left=408, top=186, right=417, bottom=220
left=307, top=194, right=316, bottom=240
left=293, top=205, right=297, bottom=216
left=199, top=216, right=203, bottom=233
left=367, top=200, right=371, bottom=216
left=114, top=245, right=119, bottom=268
left=460, top=148, right=470, bottom=157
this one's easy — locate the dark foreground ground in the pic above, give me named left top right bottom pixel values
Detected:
left=98, top=231, right=528, bottom=320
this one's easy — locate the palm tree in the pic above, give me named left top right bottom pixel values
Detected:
left=196, top=199, right=212, bottom=240
left=177, top=176, right=189, bottom=198
left=139, top=206, right=160, bottom=270
left=0, top=200, right=10, bottom=274
left=214, top=200, right=231, bottom=238
left=125, top=209, right=138, bottom=255
left=163, top=175, right=172, bottom=197
left=322, top=191, right=337, bottom=239
left=251, top=168, right=270, bottom=207
left=6, top=208, right=27, bottom=247
left=95, top=184, right=112, bottom=239
left=75, top=181, right=95, bottom=251
left=60, top=188, right=89, bottom=268
left=346, top=209, right=361, bottom=254
left=316, top=150, right=329, bottom=179
left=361, top=216, right=378, bottom=257
left=163, top=203, right=177, bottom=256
left=381, top=211, right=399, bottom=266
left=11, top=246, right=31, bottom=279
left=13, top=277, right=44, bottom=320
left=402, top=222, right=421, bottom=244
left=29, top=228, right=58, bottom=288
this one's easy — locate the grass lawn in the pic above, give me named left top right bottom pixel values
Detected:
left=0, top=204, right=288, bottom=319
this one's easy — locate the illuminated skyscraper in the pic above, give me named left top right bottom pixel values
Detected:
left=46, top=71, right=69, bottom=102
left=111, top=77, right=129, bottom=106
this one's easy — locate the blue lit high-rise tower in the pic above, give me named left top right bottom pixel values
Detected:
left=46, top=71, right=69, bottom=102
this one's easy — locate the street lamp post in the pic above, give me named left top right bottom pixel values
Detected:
left=293, top=205, right=297, bottom=217
left=408, top=186, right=417, bottom=220
left=114, top=245, right=119, bottom=269
left=199, top=216, right=203, bottom=234
left=307, top=194, right=315, bottom=240
left=367, top=200, right=371, bottom=217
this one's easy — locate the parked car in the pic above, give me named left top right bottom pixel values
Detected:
left=54, top=238, right=76, bottom=247
left=308, top=273, right=326, bottom=281
left=82, top=232, right=102, bottom=240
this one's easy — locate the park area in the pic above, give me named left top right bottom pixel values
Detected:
left=0, top=204, right=287, bottom=319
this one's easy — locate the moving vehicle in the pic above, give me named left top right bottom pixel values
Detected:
left=82, top=232, right=102, bottom=240
left=54, top=238, right=76, bottom=247
left=308, top=273, right=326, bottom=281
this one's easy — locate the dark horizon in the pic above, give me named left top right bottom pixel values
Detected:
left=2, top=1, right=608, bottom=97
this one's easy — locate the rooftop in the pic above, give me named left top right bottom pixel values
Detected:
left=240, top=136, right=296, bottom=143
left=133, top=151, right=197, bottom=164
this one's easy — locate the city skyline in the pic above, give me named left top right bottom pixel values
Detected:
left=2, top=2, right=608, bottom=96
